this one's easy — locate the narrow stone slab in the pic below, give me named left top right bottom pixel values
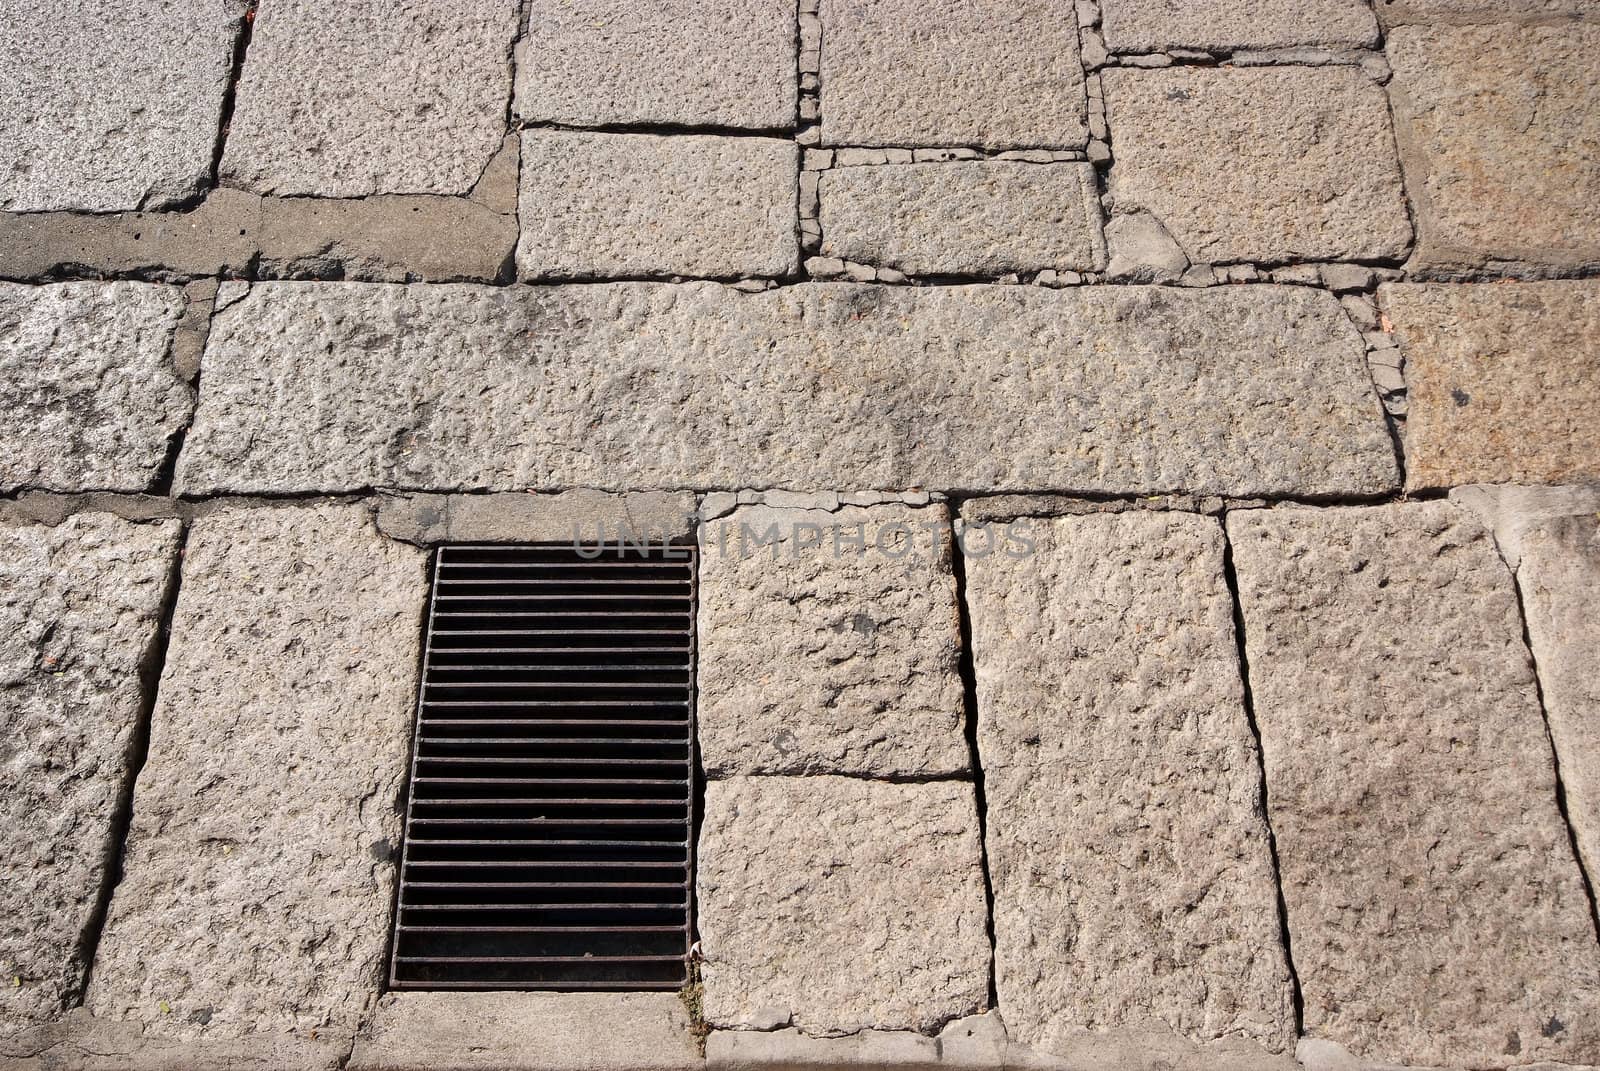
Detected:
left=84, top=505, right=426, bottom=1039
left=0, top=1, right=238, bottom=212
left=964, top=510, right=1293, bottom=1057
left=697, top=776, right=989, bottom=1034
left=177, top=282, right=1396, bottom=497
left=1102, top=67, right=1411, bottom=264
left=1230, top=502, right=1600, bottom=1067
left=220, top=2, right=517, bottom=196
left=1378, top=0, right=1595, bottom=25
left=350, top=992, right=700, bottom=1071
left=516, top=132, right=798, bottom=280
left=1101, top=0, right=1378, bottom=50
left=0, top=282, right=190, bottom=493
left=820, top=0, right=1088, bottom=149
left=1381, top=281, right=1600, bottom=489
left=818, top=162, right=1106, bottom=276
left=515, top=0, right=795, bottom=129
left=377, top=490, right=696, bottom=545
left=1386, top=23, right=1600, bottom=271
left=0, top=516, right=179, bottom=1031
left=697, top=503, right=965, bottom=778
left=257, top=194, right=516, bottom=284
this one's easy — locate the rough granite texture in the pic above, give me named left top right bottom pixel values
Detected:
left=0, top=516, right=180, bottom=1031
left=1230, top=502, right=1600, bottom=1068
left=176, top=282, right=1396, bottom=497
left=1381, top=282, right=1600, bottom=489
left=350, top=992, right=701, bottom=1071
left=1377, top=0, right=1597, bottom=25
left=0, top=0, right=239, bottom=212
left=515, top=0, right=796, bottom=129
left=697, top=776, right=990, bottom=1036
left=1386, top=23, right=1600, bottom=271
left=818, top=162, right=1107, bottom=276
left=820, top=0, right=1088, bottom=149
left=220, top=0, right=518, bottom=196
left=697, top=503, right=966, bottom=778
left=965, top=511, right=1294, bottom=1056
left=1102, top=67, right=1412, bottom=265
left=83, top=505, right=427, bottom=1039
left=1100, top=0, right=1379, bottom=50
left=516, top=132, right=798, bottom=280
left=377, top=490, right=696, bottom=545
left=0, top=282, right=190, bottom=493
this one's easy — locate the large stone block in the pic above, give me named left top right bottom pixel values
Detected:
left=1230, top=502, right=1600, bottom=1067
left=0, top=515, right=180, bottom=1031
left=1386, top=23, right=1600, bottom=271
left=820, top=0, right=1088, bottom=149
left=84, top=505, right=426, bottom=1039
left=697, top=776, right=989, bottom=1034
left=1100, top=0, right=1378, bottom=50
left=515, top=0, right=795, bottom=129
left=1381, top=281, right=1600, bottom=489
left=697, top=503, right=965, bottom=778
left=220, top=0, right=518, bottom=196
left=176, top=282, right=1396, bottom=497
left=1377, top=0, right=1596, bottom=25
left=964, top=510, right=1293, bottom=1056
left=516, top=132, right=798, bottom=280
left=0, top=282, right=190, bottom=493
left=818, top=162, right=1106, bottom=276
left=1102, top=67, right=1412, bottom=264
left=0, top=0, right=239, bottom=212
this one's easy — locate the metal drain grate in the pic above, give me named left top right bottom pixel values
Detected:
left=390, top=543, right=697, bottom=990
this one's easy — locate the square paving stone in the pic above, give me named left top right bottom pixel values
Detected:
left=1102, top=67, right=1412, bottom=265
left=220, top=0, right=518, bottom=196
left=697, top=775, right=989, bottom=1034
left=84, top=504, right=427, bottom=1040
left=697, top=503, right=966, bottom=778
left=0, top=0, right=240, bottom=212
left=820, top=0, right=1089, bottom=149
left=515, top=0, right=795, bottom=129
left=0, top=283, right=191, bottom=494
left=1386, top=23, right=1600, bottom=271
left=818, top=162, right=1106, bottom=276
left=0, top=515, right=180, bottom=1032
left=1230, top=502, right=1600, bottom=1068
left=964, top=510, right=1294, bottom=1056
left=516, top=132, right=798, bottom=280
left=1381, top=281, right=1600, bottom=489
left=1101, top=0, right=1378, bottom=51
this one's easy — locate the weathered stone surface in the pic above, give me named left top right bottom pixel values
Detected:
left=964, top=510, right=1293, bottom=1056
left=1377, top=0, right=1596, bottom=24
left=0, top=282, right=190, bottom=493
left=515, top=0, right=796, bottom=130
left=820, top=0, right=1088, bottom=149
left=1230, top=502, right=1600, bottom=1068
left=377, top=490, right=696, bottom=545
left=1453, top=484, right=1600, bottom=894
left=0, top=516, right=179, bottom=1031
left=697, top=503, right=965, bottom=778
left=1101, top=0, right=1378, bottom=50
left=1386, top=24, right=1600, bottom=272
left=1381, top=281, right=1600, bottom=489
left=221, top=1, right=517, bottom=196
left=1105, top=211, right=1190, bottom=283
left=350, top=992, right=701, bottom=1071
left=1102, top=67, right=1412, bottom=264
left=177, top=282, right=1396, bottom=497
left=0, top=1008, right=346, bottom=1071
left=84, top=505, right=427, bottom=1039
left=818, top=162, right=1106, bottom=276
left=516, top=132, right=798, bottom=280
left=0, top=1, right=239, bottom=212
left=257, top=195, right=515, bottom=283
left=698, top=776, right=989, bottom=1035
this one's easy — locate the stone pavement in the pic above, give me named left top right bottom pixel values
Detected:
left=0, top=1, right=1597, bottom=1070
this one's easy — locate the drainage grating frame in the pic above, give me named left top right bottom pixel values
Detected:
left=389, top=542, right=698, bottom=991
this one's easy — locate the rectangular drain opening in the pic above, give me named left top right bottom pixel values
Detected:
left=390, top=543, right=697, bottom=990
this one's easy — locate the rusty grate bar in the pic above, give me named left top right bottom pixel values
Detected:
left=390, top=544, right=697, bottom=990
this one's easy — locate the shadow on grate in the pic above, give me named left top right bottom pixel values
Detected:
left=390, top=543, right=698, bottom=990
